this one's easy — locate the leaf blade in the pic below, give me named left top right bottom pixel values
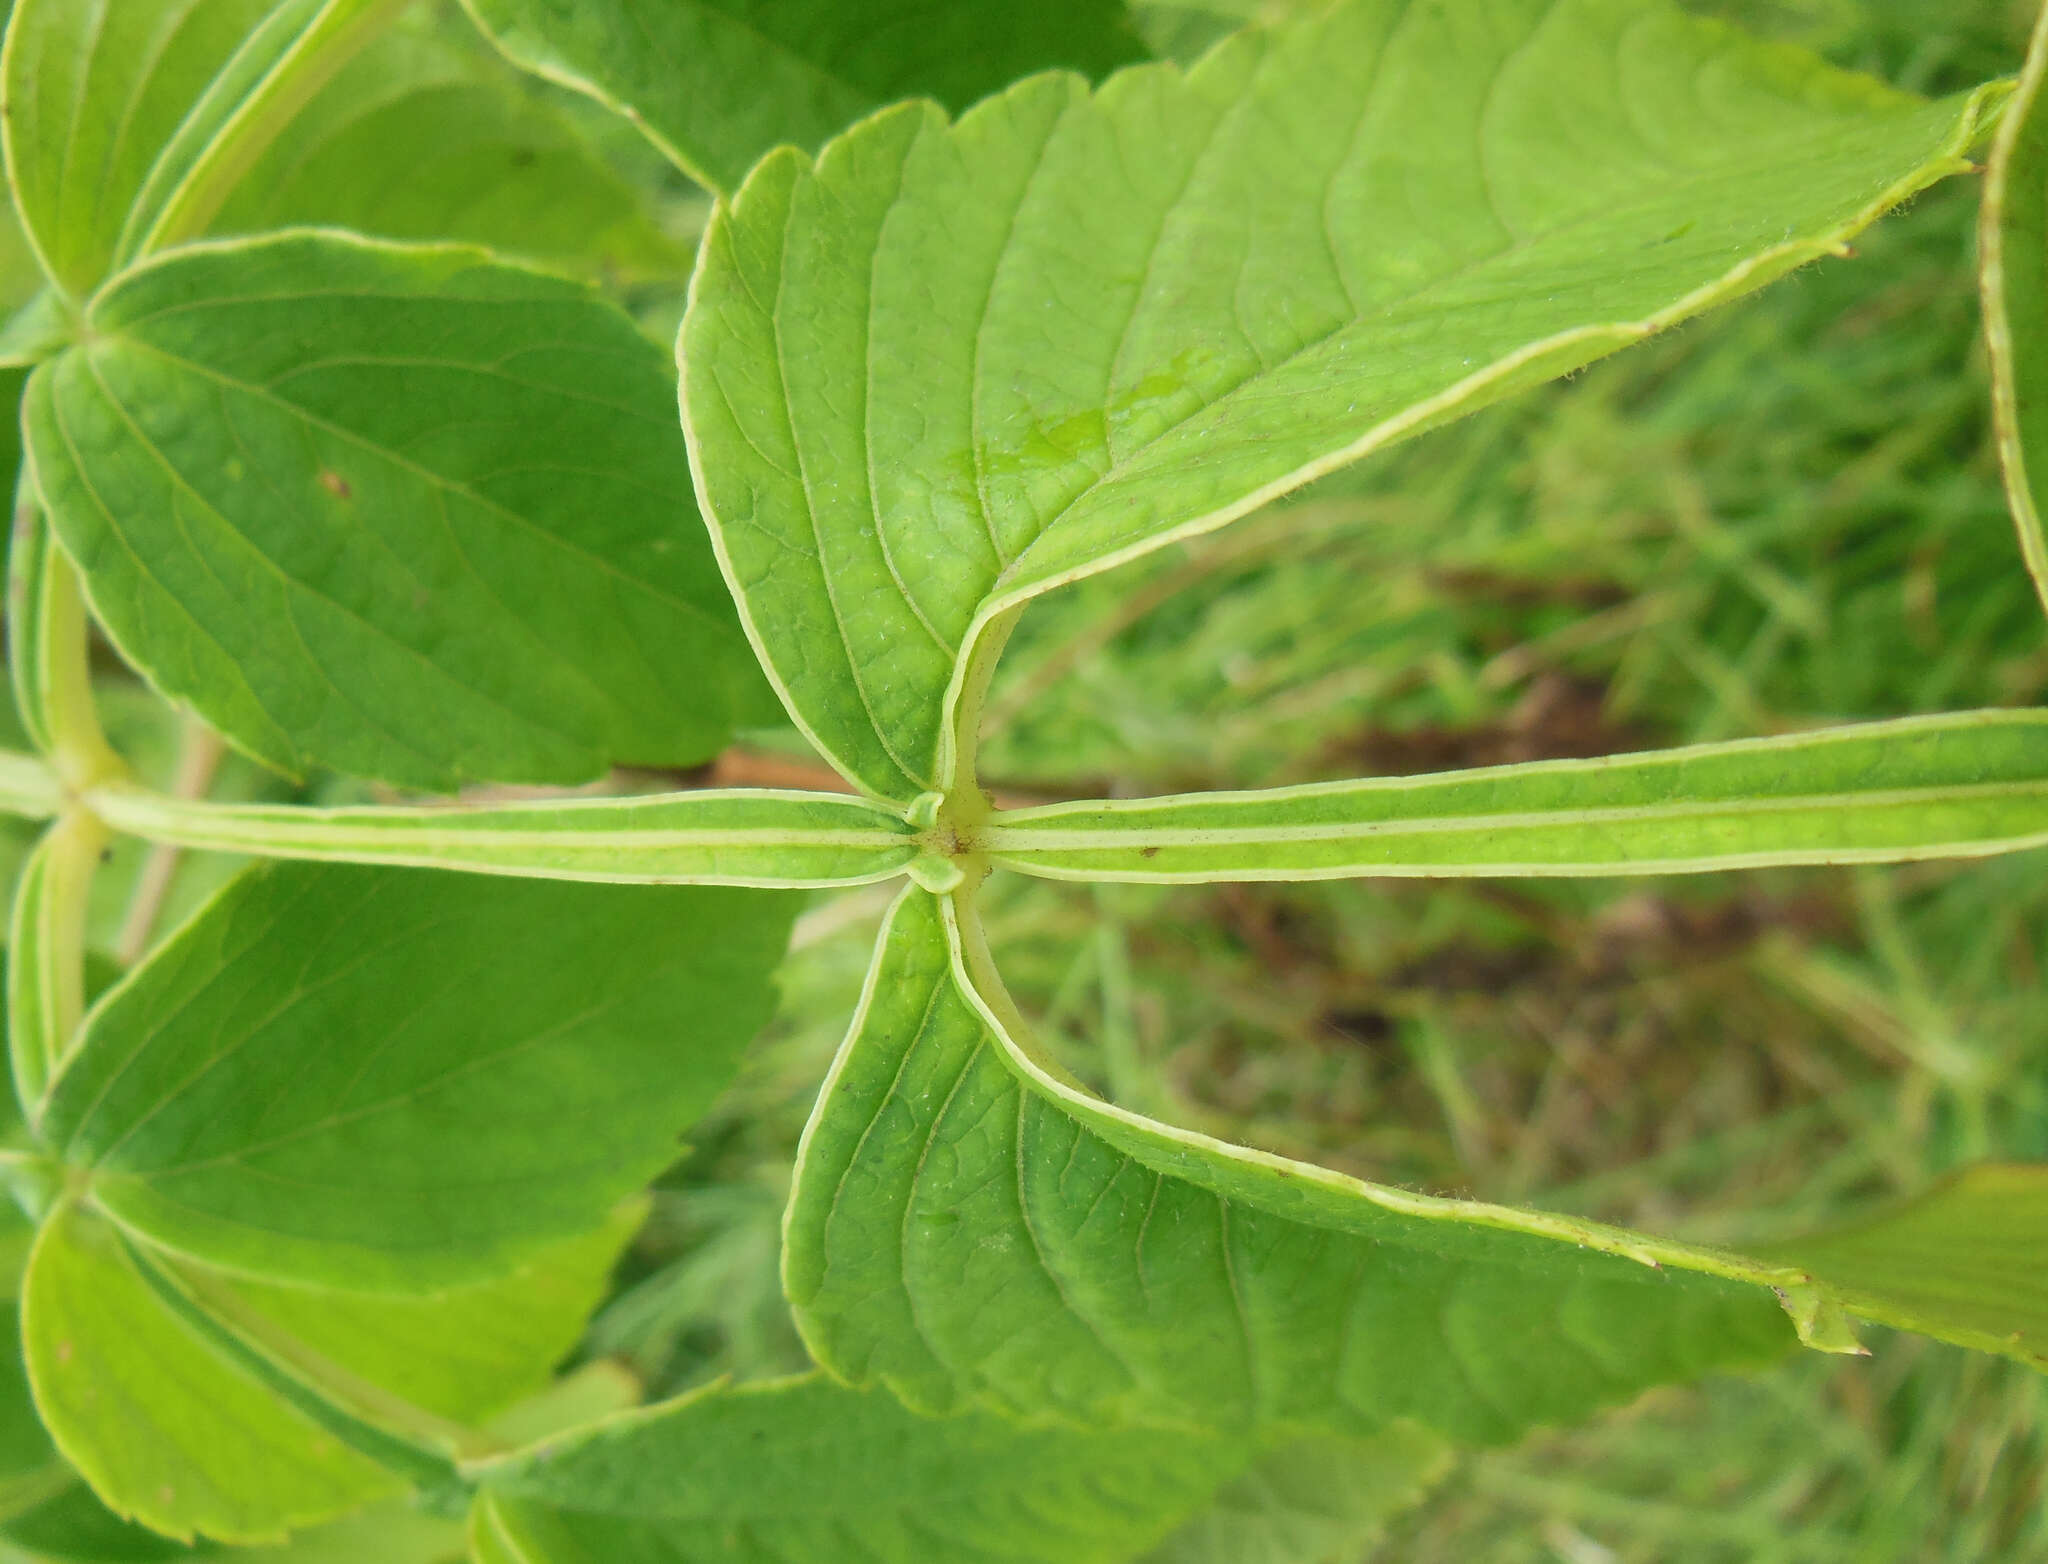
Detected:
left=22, top=1200, right=399, bottom=1545
left=682, top=0, right=1997, bottom=802
left=793, top=889, right=2048, bottom=1444
left=169, top=1200, right=646, bottom=1436
left=784, top=888, right=1799, bottom=1445
left=1138, top=1428, right=1450, bottom=1564
left=208, top=17, right=686, bottom=276
left=466, top=1373, right=1244, bottom=1564
left=28, top=230, right=765, bottom=789
left=460, top=0, right=1148, bottom=194
left=0, top=0, right=390, bottom=298
left=40, top=862, right=794, bottom=1288
left=1758, top=1164, right=2048, bottom=1369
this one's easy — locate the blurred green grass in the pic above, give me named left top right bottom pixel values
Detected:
left=599, top=1, right=2048, bottom=1557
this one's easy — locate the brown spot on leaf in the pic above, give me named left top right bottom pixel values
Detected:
left=317, top=470, right=351, bottom=500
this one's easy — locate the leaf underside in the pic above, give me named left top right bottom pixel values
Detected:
left=682, top=0, right=1992, bottom=803
left=789, top=888, right=2048, bottom=1461
left=784, top=889, right=1798, bottom=1447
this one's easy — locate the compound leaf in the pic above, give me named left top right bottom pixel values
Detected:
left=22, top=1200, right=400, bottom=1545
left=37, top=862, right=793, bottom=1288
left=26, top=231, right=768, bottom=790
left=210, top=17, right=684, bottom=276
left=460, top=0, right=1148, bottom=195
left=784, top=889, right=1797, bottom=1444
left=983, top=711, right=2048, bottom=881
left=465, top=1373, right=1244, bottom=1564
left=682, top=0, right=1998, bottom=802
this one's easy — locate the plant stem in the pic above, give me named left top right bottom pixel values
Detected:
left=13, top=520, right=121, bottom=796
left=132, top=0, right=409, bottom=258
left=9, top=808, right=109, bottom=1116
left=114, top=719, right=225, bottom=965
left=940, top=604, right=1023, bottom=831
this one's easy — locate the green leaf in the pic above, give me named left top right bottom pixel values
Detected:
left=982, top=711, right=2048, bottom=881
left=26, top=230, right=768, bottom=790
left=0, top=1299, right=65, bottom=1520
left=1138, top=1428, right=1450, bottom=1564
left=784, top=888, right=1798, bottom=1445
left=0, top=0, right=402, bottom=299
left=0, top=197, right=49, bottom=324
left=0, top=292, right=73, bottom=370
left=481, top=1362, right=639, bottom=1452
left=208, top=18, right=685, bottom=276
left=460, top=0, right=1147, bottom=195
left=22, top=1200, right=400, bottom=1545
left=38, top=862, right=794, bottom=1287
left=1984, top=0, right=2048, bottom=621
left=681, top=0, right=1998, bottom=803
left=792, top=893, right=2048, bottom=1439
left=465, top=1373, right=1245, bottom=1563
left=1757, top=1164, right=2048, bottom=1370
left=22, top=1197, right=642, bottom=1546
left=235, top=1500, right=465, bottom=1563
left=170, top=1200, right=645, bottom=1432
left=86, top=784, right=919, bottom=889
left=2, top=1480, right=201, bottom=1560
